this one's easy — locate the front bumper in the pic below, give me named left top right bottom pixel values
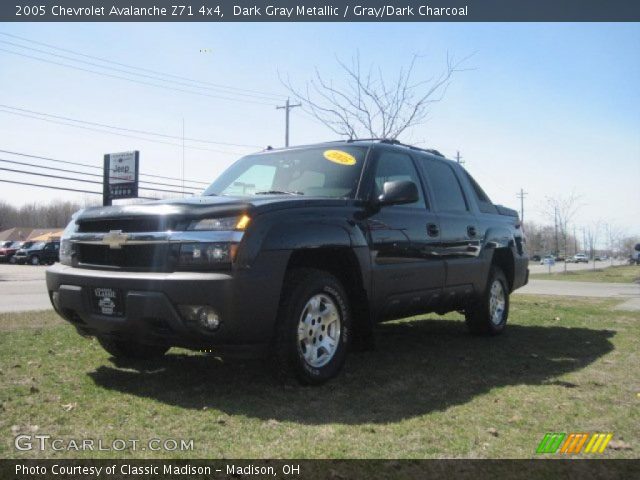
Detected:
left=46, top=255, right=287, bottom=352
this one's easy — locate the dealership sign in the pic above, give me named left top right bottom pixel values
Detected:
left=103, top=151, right=139, bottom=205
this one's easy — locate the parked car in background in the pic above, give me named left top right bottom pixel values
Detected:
left=540, top=255, right=555, bottom=265
left=566, top=253, right=589, bottom=264
left=14, top=241, right=60, bottom=265
left=531, top=254, right=541, bottom=262
left=0, top=241, right=23, bottom=263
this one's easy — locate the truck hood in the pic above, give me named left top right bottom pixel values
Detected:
left=77, top=195, right=353, bottom=222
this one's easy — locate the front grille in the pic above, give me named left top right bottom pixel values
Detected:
left=78, top=217, right=175, bottom=233
left=76, top=244, right=177, bottom=271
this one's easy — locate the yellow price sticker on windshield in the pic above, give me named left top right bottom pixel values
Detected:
left=323, top=149, right=357, bottom=166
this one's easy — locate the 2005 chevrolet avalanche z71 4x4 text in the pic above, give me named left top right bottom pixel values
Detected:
left=47, top=139, right=529, bottom=384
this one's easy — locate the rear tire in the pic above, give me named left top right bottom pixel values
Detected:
left=97, top=337, right=169, bottom=359
left=465, top=266, right=509, bottom=336
left=274, top=268, right=351, bottom=385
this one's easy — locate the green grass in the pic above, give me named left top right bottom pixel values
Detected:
left=530, top=264, right=640, bottom=283
left=0, top=297, right=638, bottom=459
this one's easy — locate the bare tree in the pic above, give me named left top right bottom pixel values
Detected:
left=603, top=223, right=624, bottom=264
left=544, top=193, right=582, bottom=272
left=584, top=222, right=601, bottom=270
left=281, top=52, right=470, bottom=139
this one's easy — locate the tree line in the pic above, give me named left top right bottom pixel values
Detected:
left=0, top=200, right=97, bottom=231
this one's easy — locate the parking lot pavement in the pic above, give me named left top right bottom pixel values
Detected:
left=0, top=264, right=51, bottom=313
left=527, top=259, right=626, bottom=275
left=517, top=278, right=640, bottom=299
left=1, top=261, right=638, bottom=313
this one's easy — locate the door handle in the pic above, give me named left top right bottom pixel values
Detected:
left=427, top=223, right=440, bottom=237
left=467, top=225, right=477, bottom=237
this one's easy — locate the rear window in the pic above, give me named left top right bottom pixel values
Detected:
left=461, top=170, right=497, bottom=214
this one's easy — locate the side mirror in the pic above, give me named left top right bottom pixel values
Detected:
left=377, top=180, right=419, bottom=206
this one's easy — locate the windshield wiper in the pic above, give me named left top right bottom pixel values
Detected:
left=254, top=190, right=304, bottom=196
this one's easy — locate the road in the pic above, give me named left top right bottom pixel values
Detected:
left=0, top=261, right=638, bottom=313
left=0, top=264, right=51, bottom=313
left=527, top=258, right=626, bottom=275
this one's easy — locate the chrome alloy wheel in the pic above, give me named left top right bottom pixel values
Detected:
left=297, top=293, right=341, bottom=368
left=489, top=280, right=506, bottom=326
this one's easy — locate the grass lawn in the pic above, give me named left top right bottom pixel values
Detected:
left=530, top=264, right=640, bottom=283
left=0, top=296, right=638, bottom=459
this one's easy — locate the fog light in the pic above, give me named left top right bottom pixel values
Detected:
left=198, top=307, right=220, bottom=331
left=178, top=305, right=221, bottom=332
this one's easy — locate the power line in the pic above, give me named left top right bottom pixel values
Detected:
left=0, top=39, right=283, bottom=103
left=0, top=166, right=193, bottom=195
left=0, top=108, right=242, bottom=155
left=0, top=31, right=286, bottom=101
left=0, top=178, right=157, bottom=200
left=0, top=149, right=210, bottom=185
left=0, top=157, right=200, bottom=191
left=0, top=105, right=260, bottom=149
left=0, top=178, right=100, bottom=195
left=0, top=47, right=276, bottom=107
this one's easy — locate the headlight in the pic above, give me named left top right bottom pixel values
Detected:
left=187, top=214, right=250, bottom=231
left=59, top=210, right=83, bottom=266
left=176, top=242, right=238, bottom=270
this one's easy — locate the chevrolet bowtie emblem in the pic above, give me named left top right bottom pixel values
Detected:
left=102, top=230, right=129, bottom=249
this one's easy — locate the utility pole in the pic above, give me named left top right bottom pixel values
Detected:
left=181, top=117, right=185, bottom=197
left=516, top=188, right=528, bottom=223
left=554, top=206, right=559, bottom=256
left=276, top=98, right=301, bottom=147
left=455, top=151, right=464, bottom=165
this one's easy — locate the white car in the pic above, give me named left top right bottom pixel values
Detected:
left=569, top=253, right=589, bottom=263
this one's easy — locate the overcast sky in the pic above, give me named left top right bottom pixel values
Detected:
left=0, top=22, right=638, bottom=237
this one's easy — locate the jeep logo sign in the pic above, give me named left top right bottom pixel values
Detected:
left=103, top=151, right=139, bottom=205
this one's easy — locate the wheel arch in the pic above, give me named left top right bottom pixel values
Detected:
left=284, top=246, right=372, bottom=343
left=490, top=247, right=515, bottom=292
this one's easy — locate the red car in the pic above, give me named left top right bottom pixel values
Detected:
left=0, top=241, right=29, bottom=263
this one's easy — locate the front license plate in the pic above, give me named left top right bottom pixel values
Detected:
left=92, top=287, right=124, bottom=316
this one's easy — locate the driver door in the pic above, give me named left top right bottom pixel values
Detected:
left=366, top=148, right=445, bottom=321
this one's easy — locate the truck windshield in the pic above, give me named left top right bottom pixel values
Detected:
left=204, top=146, right=367, bottom=198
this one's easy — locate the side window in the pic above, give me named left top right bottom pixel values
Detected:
left=420, top=160, right=468, bottom=212
left=373, top=151, right=425, bottom=209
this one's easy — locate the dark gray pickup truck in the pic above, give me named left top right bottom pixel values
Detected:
left=47, top=139, right=528, bottom=384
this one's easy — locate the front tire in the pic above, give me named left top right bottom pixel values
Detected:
left=274, top=268, right=351, bottom=385
left=465, top=266, right=509, bottom=335
left=97, top=337, right=169, bottom=359
left=30, top=255, right=40, bottom=265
